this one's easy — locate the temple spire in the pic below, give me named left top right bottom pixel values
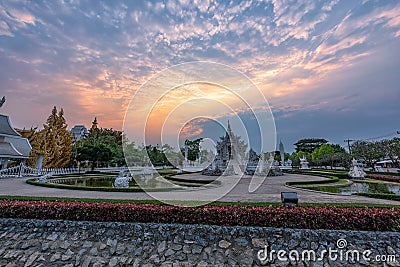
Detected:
left=226, top=120, right=232, bottom=138
left=91, top=117, right=98, bottom=130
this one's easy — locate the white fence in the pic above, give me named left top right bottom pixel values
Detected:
left=0, top=163, right=90, bottom=178
left=0, top=164, right=163, bottom=178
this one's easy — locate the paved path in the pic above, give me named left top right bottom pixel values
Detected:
left=0, top=173, right=399, bottom=205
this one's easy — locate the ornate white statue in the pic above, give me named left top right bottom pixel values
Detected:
left=113, top=170, right=132, bottom=188
left=348, top=158, right=366, bottom=179
left=36, top=172, right=53, bottom=183
left=300, top=156, right=310, bottom=170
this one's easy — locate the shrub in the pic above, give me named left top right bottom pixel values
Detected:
left=366, top=174, right=400, bottom=183
left=0, top=200, right=399, bottom=231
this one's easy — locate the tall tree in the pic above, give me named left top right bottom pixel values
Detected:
left=294, top=138, right=328, bottom=153
left=352, top=141, right=384, bottom=167
left=183, top=138, right=203, bottom=161
left=74, top=118, right=125, bottom=167
left=37, top=107, right=72, bottom=168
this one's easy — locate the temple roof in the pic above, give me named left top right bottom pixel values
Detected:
left=0, top=115, right=21, bottom=137
left=0, top=141, right=25, bottom=158
left=3, top=136, right=31, bottom=158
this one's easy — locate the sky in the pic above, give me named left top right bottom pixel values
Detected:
left=0, top=0, right=399, bottom=152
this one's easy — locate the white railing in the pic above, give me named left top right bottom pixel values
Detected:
left=0, top=163, right=90, bottom=178
left=0, top=164, right=171, bottom=178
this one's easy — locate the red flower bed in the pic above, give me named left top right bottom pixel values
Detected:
left=366, top=174, right=400, bottom=183
left=0, top=200, right=399, bottom=231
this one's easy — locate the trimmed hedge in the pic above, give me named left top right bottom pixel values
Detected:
left=366, top=171, right=400, bottom=176
left=26, top=179, right=179, bottom=192
left=0, top=200, right=399, bottom=231
left=356, top=193, right=400, bottom=201
left=366, top=174, right=400, bottom=183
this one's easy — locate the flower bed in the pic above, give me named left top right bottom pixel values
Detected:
left=366, top=174, right=400, bottom=183
left=0, top=200, right=399, bottom=231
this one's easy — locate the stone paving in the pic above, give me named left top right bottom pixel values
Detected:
left=0, top=173, right=398, bottom=205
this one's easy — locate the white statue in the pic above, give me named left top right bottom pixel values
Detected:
left=348, top=158, right=366, bottom=179
left=300, top=156, right=310, bottom=170
left=113, top=170, right=132, bottom=188
left=36, top=172, right=53, bottom=183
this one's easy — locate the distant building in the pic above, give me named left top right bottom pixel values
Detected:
left=70, top=125, right=88, bottom=142
left=0, top=114, right=32, bottom=169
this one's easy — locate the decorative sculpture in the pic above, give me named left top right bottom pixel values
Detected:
left=0, top=96, right=5, bottom=108
left=36, top=172, right=53, bottom=183
left=300, top=156, right=310, bottom=170
left=113, top=170, right=132, bottom=188
left=348, top=158, right=366, bottom=179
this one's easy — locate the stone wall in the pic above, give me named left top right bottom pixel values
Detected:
left=0, top=218, right=399, bottom=266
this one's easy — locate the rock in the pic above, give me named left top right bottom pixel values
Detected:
left=165, top=249, right=174, bottom=257
left=235, top=238, right=249, bottom=247
left=192, top=245, right=203, bottom=254
left=61, top=249, right=74, bottom=261
left=82, top=241, right=93, bottom=248
left=171, top=244, right=182, bottom=251
left=218, top=240, right=231, bottom=248
left=252, top=238, right=267, bottom=247
left=108, top=257, right=119, bottom=267
left=116, top=243, right=125, bottom=255
left=59, top=241, right=70, bottom=249
left=41, top=243, right=49, bottom=251
left=81, top=256, right=92, bottom=267
left=89, top=247, right=98, bottom=256
left=158, top=241, right=167, bottom=253
left=24, top=251, right=39, bottom=267
left=49, top=252, right=61, bottom=262
left=46, top=233, right=58, bottom=241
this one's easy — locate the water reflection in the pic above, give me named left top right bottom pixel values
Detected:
left=313, top=182, right=400, bottom=195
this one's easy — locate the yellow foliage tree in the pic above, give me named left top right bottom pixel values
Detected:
left=37, top=107, right=73, bottom=168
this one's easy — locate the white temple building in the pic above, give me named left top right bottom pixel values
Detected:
left=70, top=125, right=88, bottom=142
left=0, top=114, right=32, bottom=169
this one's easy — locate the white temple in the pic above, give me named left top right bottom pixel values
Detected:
left=0, top=114, right=32, bottom=169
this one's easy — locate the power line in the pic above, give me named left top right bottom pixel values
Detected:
left=344, top=131, right=399, bottom=154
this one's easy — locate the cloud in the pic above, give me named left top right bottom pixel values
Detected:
left=0, top=0, right=398, bottom=147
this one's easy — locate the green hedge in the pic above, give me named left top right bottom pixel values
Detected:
left=366, top=171, right=400, bottom=176
left=355, top=193, right=400, bottom=201
left=164, top=175, right=221, bottom=185
left=26, top=179, right=179, bottom=192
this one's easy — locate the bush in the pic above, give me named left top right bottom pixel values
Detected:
left=356, top=193, right=400, bottom=201
left=366, top=174, right=400, bottom=183
left=0, top=200, right=399, bottom=231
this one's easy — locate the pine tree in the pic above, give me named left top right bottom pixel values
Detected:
left=38, top=106, right=73, bottom=168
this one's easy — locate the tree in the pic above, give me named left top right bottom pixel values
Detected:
left=312, top=144, right=335, bottom=167
left=37, top=107, right=72, bottom=168
left=352, top=141, right=384, bottom=167
left=76, top=142, right=112, bottom=168
left=289, top=152, right=300, bottom=166
left=74, top=118, right=126, bottom=167
left=17, top=128, right=39, bottom=167
left=183, top=138, right=203, bottom=162
left=294, top=138, right=328, bottom=153
left=376, top=138, right=400, bottom=168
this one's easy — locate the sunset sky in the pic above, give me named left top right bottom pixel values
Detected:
left=0, top=0, right=399, bottom=152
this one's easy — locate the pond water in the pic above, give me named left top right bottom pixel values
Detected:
left=310, top=182, right=400, bottom=195
left=50, top=173, right=181, bottom=189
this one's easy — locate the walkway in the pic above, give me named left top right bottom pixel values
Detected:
left=0, top=173, right=398, bottom=205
